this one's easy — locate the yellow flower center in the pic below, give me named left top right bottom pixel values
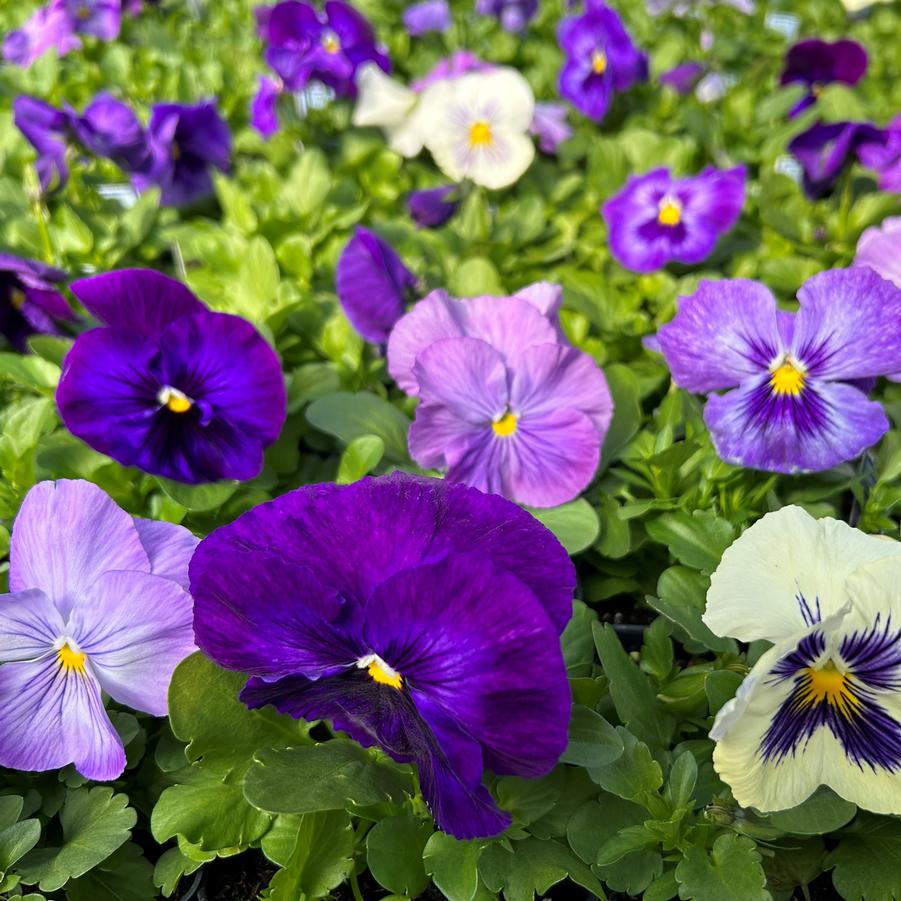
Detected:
left=10, top=288, right=26, bottom=311
left=770, top=358, right=805, bottom=396
left=322, top=32, right=341, bottom=54
left=158, top=386, right=193, bottom=414
left=358, top=654, right=402, bottom=689
left=492, top=412, right=518, bottom=437
left=798, top=660, right=859, bottom=720
left=591, top=51, right=607, bottom=75
left=468, top=120, right=493, bottom=147
left=657, top=196, right=682, bottom=227
left=58, top=643, right=87, bottom=674
left=77, top=5, right=91, bottom=20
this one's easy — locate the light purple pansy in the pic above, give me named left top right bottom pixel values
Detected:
left=656, top=269, right=901, bottom=474
left=530, top=103, right=572, bottom=154
left=335, top=227, right=417, bottom=344
left=410, top=50, right=494, bottom=91
left=602, top=165, right=746, bottom=273
left=660, top=61, right=704, bottom=95
left=403, top=0, right=451, bottom=36
left=3, top=3, right=81, bottom=66
left=858, top=115, right=901, bottom=194
left=0, top=480, right=196, bottom=780
left=71, top=93, right=149, bottom=172
left=855, top=217, right=901, bottom=292
left=251, top=76, right=283, bottom=138
left=62, top=0, right=122, bottom=40
left=387, top=284, right=613, bottom=508
left=475, top=0, right=537, bottom=32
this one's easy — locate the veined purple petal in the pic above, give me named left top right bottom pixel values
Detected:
left=0, top=589, right=65, bottom=662
left=855, top=216, right=901, bottom=289
left=131, top=518, right=199, bottom=589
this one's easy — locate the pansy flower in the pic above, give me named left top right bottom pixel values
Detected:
left=855, top=216, right=901, bottom=292
left=656, top=269, right=901, bottom=474
left=191, top=473, right=573, bottom=838
left=71, top=93, right=149, bottom=172
left=251, top=76, right=284, bottom=138
left=858, top=114, right=901, bottom=194
left=132, top=101, right=231, bottom=207
left=530, top=103, right=572, bottom=154
left=659, top=61, right=704, bottom=95
left=14, top=96, right=72, bottom=193
left=387, top=284, right=612, bottom=507
left=602, top=166, right=746, bottom=273
left=475, top=0, right=537, bottom=32
left=261, top=0, right=390, bottom=97
left=57, top=269, right=286, bottom=484
left=3, top=3, right=81, bottom=66
left=0, top=253, right=75, bottom=352
left=62, top=0, right=122, bottom=40
left=402, top=0, right=451, bottom=36
left=558, top=1, right=648, bottom=123
left=407, top=185, right=459, bottom=228
left=704, top=506, right=901, bottom=815
left=0, top=479, right=196, bottom=780
left=780, top=39, right=868, bottom=118
left=335, top=227, right=417, bottom=344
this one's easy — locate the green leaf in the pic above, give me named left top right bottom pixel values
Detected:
left=336, top=434, right=385, bottom=484
left=306, top=392, right=411, bottom=463
left=243, top=743, right=410, bottom=815
left=151, top=847, right=202, bottom=898
left=0, top=353, right=61, bottom=391
left=235, top=236, right=281, bottom=319
left=528, top=498, right=600, bottom=555
left=18, top=787, right=136, bottom=892
left=827, top=816, right=901, bottom=901
left=560, top=706, right=624, bottom=768
left=664, top=752, right=697, bottom=813
left=65, top=842, right=155, bottom=901
left=0, top=797, right=24, bottom=832
left=600, top=364, right=642, bottom=469
left=645, top=511, right=736, bottom=574
left=267, top=811, right=355, bottom=901
left=495, top=768, right=566, bottom=827
left=366, top=816, right=432, bottom=896
left=675, top=833, right=771, bottom=901
left=704, top=670, right=744, bottom=715
left=593, top=622, right=673, bottom=748
left=651, top=567, right=736, bottom=655
left=214, top=171, right=258, bottom=234
left=448, top=258, right=504, bottom=296
left=156, top=478, right=239, bottom=512
left=285, top=150, right=332, bottom=218
left=765, top=787, right=856, bottom=836
left=587, top=727, right=663, bottom=804
left=0, top=818, right=40, bottom=873
left=27, top=335, right=72, bottom=367
left=422, top=833, right=486, bottom=901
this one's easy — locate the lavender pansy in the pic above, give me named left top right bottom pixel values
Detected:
left=656, top=269, right=901, bottom=474
left=261, top=0, right=390, bottom=97
left=0, top=480, right=196, bottom=780
left=251, top=76, right=284, bottom=138
left=660, top=61, right=704, bottom=95
left=558, top=1, right=648, bottom=123
left=3, top=4, right=81, bottom=66
left=335, top=227, right=417, bottom=344
left=387, top=285, right=612, bottom=507
left=0, top=253, right=74, bottom=352
left=407, top=185, right=459, bottom=228
left=780, top=39, right=868, bottom=118
left=475, top=0, right=538, bottom=32
left=190, top=473, right=574, bottom=838
left=602, top=166, right=746, bottom=273
left=530, top=103, right=572, bottom=154
left=132, top=101, right=231, bottom=206
left=403, top=0, right=451, bottom=36
left=14, top=96, right=72, bottom=193
left=63, top=0, right=122, bottom=40
left=71, top=93, right=149, bottom=171
left=704, top=506, right=901, bottom=815
left=858, top=114, right=901, bottom=193
left=855, top=217, right=901, bottom=290
left=57, top=269, right=286, bottom=484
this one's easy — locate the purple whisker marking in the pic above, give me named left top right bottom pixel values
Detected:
left=740, top=377, right=832, bottom=438
left=841, top=614, right=901, bottom=691
left=797, top=592, right=822, bottom=627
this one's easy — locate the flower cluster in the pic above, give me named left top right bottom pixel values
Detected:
left=0, top=252, right=74, bottom=351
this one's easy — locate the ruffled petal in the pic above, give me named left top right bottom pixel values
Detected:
left=0, top=589, right=64, bottom=662
left=9, top=480, right=149, bottom=616
left=131, top=518, right=199, bottom=590
left=408, top=402, right=486, bottom=470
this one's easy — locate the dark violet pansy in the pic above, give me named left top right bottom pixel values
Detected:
left=0, top=252, right=74, bottom=352
left=335, top=227, right=417, bottom=344
left=407, top=185, right=459, bottom=228
left=780, top=39, right=868, bottom=118
left=402, top=0, right=451, bottom=36
left=190, top=472, right=574, bottom=839
left=13, top=96, right=72, bottom=193
left=132, top=101, right=231, bottom=206
left=660, top=61, right=704, bottom=95
left=251, top=76, right=283, bottom=138
left=655, top=268, right=901, bottom=474
left=602, top=165, right=746, bottom=273
left=529, top=103, right=572, bottom=154
left=57, top=269, right=286, bottom=484
left=261, top=0, right=390, bottom=97
left=475, top=0, right=537, bottom=33
left=788, top=120, right=886, bottom=199
left=558, top=0, right=648, bottom=123
left=858, top=114, right=901, bottom=194
left=71, top=92, right=149, bottom=171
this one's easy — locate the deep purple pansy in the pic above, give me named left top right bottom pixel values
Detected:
left=407, top=185, right=459, bottom=228
left=660, top=61, right=704, bottom=95
left=558, top=0, right=648, bottom=123
left=475, top=0, right=537, bottom=32
left=261, top=0, right=390, bottom=97
left=602, top=165, right=746, bottom=273
left=780, top=39, right=868, bottom=118
left=335, top=227, right=417, bottom=344
left=13, top=96, right=72, bottom=193
left=387, top=284, right=613, bottom=508
left=403, top=0, right=451, bottom=36
left=251, top=76, right=283, bottom=138
left=0, top=479, right=196, bottom=780
left=788, top=121, right=886, bottom=199
left=57, top=269, right=286, bottom=484
left=655, top=269, right=901, bottom=473
left=530, top=103, right=572, bottom=154
left=190, top=472, right=574, bottom=839
left=0, top=253, right=74, bottom=352
left=71, top=93, right=149, bottom=171
left=132, top=101, right=231, bottom=206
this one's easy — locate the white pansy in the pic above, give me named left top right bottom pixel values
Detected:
left=705, top=506, right=901, bottom=815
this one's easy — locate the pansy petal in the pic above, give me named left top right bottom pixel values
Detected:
left=0, top=589, right=63, bottom=662
left=704, top=505, right=901, bottom=644
left=704, top=377, right=888, bottom=475
left=657, top=280, right=783, bottom=392
left=0, top=658, right=125, bottom=780
left=408, top=402, right=483, bottom=470
left=451, top=131, right=535, bottom=191
left=363, top=554, right=570, bottom=776
left=69, top=570, right=194, bottom=716
left=792, top=268, right=901, bottom=380
left=10, top=480, right=149, bottom=615
left=70, top=269, right=205, bottom=338
left=132, top=518, right=199, bottom=590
